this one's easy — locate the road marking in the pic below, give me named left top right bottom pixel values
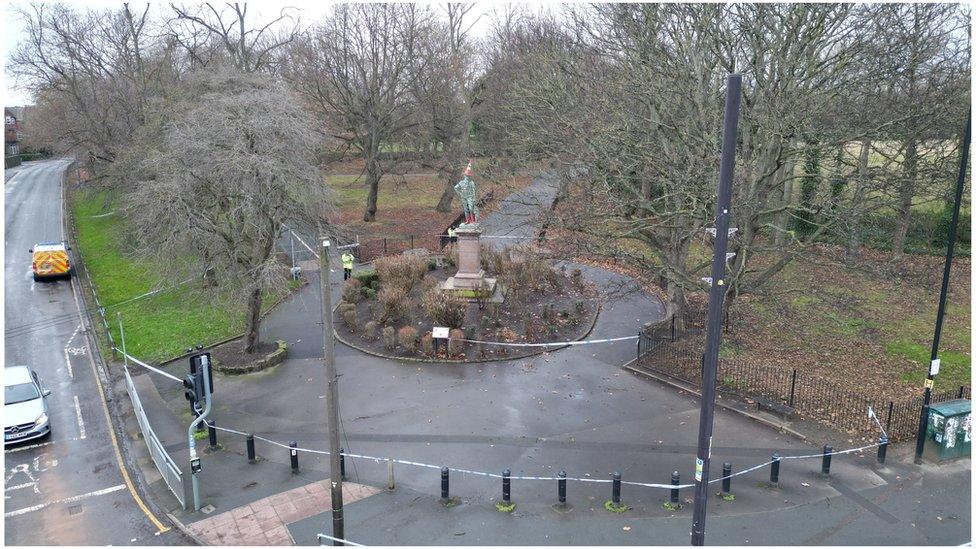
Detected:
left=4, top=484, right=125, bottom=518
left=73, top=395, right=87, bottom=439
left=5, top=441, right=55, bottom=454
left=63, top=347, right=74, bottom=379
left=67, top=271, right=171, bottom=534
left=5, top=481, right=39, bottom=493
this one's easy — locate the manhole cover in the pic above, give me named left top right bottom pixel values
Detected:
left=200, top=504, right=216, bottom=514
left=68, top=505, right=83, bottom=515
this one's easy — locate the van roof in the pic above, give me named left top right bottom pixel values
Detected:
left=33, top=242, right=66, bottom=252
left=3, top=366, right=33, bottom=387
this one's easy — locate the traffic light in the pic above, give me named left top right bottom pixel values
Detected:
left=183, top=373, right=203, bottom=405
left=189, top=353, right=214, bottom=394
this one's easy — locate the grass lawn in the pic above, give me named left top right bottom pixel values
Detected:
left=71, top=188, right=287, bottom=362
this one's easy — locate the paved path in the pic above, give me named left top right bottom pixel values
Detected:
left=4, top=160, right=188, bottom=545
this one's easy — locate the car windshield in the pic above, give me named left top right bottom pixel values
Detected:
left=5, top=383, right=40, bottom=405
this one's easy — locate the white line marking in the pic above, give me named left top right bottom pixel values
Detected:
left=73, top=395, right=86, bottom=439
left=4, top=484, right=125, bottom=518
left=4, top=441, right=55, bottom=454
left=5, top=481, right=39, bottom=493
left=63, top=348, right=74, bottom=379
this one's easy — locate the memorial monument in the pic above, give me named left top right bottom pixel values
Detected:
left=442, top=161, right=497, bottom=299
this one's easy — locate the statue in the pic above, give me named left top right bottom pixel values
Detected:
left=454, top=161, right=479, bottom=225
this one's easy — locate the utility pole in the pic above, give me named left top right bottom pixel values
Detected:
left=690, top=73, right=742, bottom=546
left=913, top=113, right=970, bottom=464
left=319, top=238, right=344, bottom=545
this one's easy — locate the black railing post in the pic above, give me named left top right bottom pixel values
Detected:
left=821, top=445, right=832, bottom=475
left=246, top=434, right=256, bottom=463
left=637, top=332, right=642, bottom=360
left=788, top=369, right=798, bottom=407
left=958, top=385, right=965, bottom=399
left=770, top=453, right=780, bottom=485
left=502, top=469, right=511, bottom=503
left=339, top=447, right=346, bottom=480
left=612, top=472, right=621, bottom=505
left=670, top=471, right=680, bottom=505
left=886, top=401, right=894, bottom=433
left=720, top=463, right=731, bottom=496
left=671, top=314, right=676, bottom=341
left=441, top=467, right=450, bottom=502
left=877, top=436, right=888, bottom=465
left=558, top=470, right=567, bottom=504
left=208, top=420, right=217, bottom=450
left=290, top=441, right=299, bottom=474
left=383, top=238, right=387, bottom=254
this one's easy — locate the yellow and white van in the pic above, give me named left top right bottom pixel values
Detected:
left=30, top=242, right=73, bottom=281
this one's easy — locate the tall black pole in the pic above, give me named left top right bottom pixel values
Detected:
left=913, top=113, right=970, bottom=464
left=691, top=73, right=742, bottom=546
left=319, top=239, right=345, bottom=544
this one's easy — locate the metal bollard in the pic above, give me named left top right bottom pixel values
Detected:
left=502, top=469, right=511, bottom=503
left=441, top=467, right=450, bottom=502
left=670, top=471, right=680, bottom=504
left=612, top=472, right=621, bottom=505
left=339, top=447, right=346, bottom=480
left=208, top=421, right=217, bottom=450
left=290, top=442, right=299, bottom=474
left=558, top=470, right=567, bottom=504
left=721, top=463, right=732, bottom=496
left=246, top=434, right=256, bottom=463
left=770, top=453, right=780, bottom=485
left=877, top=436, right=888, bottom=465
left=821, top=445, right=833, bottom=475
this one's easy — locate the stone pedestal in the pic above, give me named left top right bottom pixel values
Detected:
left=442, top=226, right=497, bottom=298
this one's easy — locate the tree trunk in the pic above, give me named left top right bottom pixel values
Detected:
left=773, top=160, right=795, bottom=250
left=891, top=138, right=918, bottom=261
left=243, top=287, right=263, bottom=354
left=363, top=150, right=380, bottom=222
left=435, top=161, right=462, bottom=213
left=846, top=138, right=871, bottom=264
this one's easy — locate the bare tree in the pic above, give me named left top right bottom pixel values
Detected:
left=284, top=3, right=433, bottom=221
left=129, top=68, right=334, bottom=353
left=167, top=2, right=300, bottom=73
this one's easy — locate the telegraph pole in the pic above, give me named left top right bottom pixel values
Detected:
left=691, top=73, right=742, bottom=546
left=319, top=238, right=344, bottom=545
left=913, top=113, right=970, bottom=464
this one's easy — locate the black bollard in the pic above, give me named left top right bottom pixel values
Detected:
left=290, top=441, right=299, bottom=474
left=246, top=434, right=256, bottom=463
left=208, top=421, right=217, bottom=450
left=558, top=471, right=567, bottom=504
left=339, top=447, right=346, bottom=480
left=770, top=453, right=780, bottom=485
left=502, top=469, right=511, bottom=503
left=877, top=436, right=888, bottom=465
left=670, top=471, right=680, bottom=504
left=721, top=463, right=732, bottom=496
left=441, top=467, right=450, bottom=502
left=612, top=472, right=621, bottom=505
left=821, top=445, right=833, bottom=475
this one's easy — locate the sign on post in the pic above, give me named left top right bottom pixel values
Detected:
left=432, top=327, right=450, bottom=339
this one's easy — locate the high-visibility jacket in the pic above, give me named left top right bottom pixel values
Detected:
left=447, top=227, right=456, bottom=237
left=341, top=252, right=355, bottom=270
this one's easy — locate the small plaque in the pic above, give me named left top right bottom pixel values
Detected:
left=433, top=327, right=450, bottom=339
left=930, top=359, right=940, bottom=376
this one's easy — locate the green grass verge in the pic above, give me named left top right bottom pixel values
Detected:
left=71, top=189, right=279, bottom=362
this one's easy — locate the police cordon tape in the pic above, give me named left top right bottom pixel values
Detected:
left=117, top=347, right=886, bottom=491
left=457, top=335, right=638, bottom=348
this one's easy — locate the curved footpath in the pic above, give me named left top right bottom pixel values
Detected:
left=133, top=173, right=969, bottom=545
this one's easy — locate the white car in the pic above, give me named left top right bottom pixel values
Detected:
left=4, top=366, right=52, bottom=444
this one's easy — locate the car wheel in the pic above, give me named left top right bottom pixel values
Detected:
left=32, top=273, right=40, bottom=282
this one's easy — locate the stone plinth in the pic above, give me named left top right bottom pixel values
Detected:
left=443, top=225, right=497, bottom=299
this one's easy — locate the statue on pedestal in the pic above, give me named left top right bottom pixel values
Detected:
left=454, top=161, right=479, bottom=226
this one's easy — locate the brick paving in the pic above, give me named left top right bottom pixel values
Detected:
left=189, top=479, right=380, bottom=545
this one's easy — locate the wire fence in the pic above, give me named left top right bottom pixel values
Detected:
left=635, top=316, right=970, bottom=441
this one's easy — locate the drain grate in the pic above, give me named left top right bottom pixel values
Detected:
left=68, top=505, right=83, bottom=516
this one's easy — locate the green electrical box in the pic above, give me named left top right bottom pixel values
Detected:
left=923, top=399, right=971, bottom=462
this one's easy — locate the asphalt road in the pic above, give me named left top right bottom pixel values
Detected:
left=4, top=160, right=186, bottom=545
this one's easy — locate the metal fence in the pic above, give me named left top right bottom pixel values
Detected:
left=635, top=316, right=971, bottom=441
left=122, top=365, right=190, bottom=509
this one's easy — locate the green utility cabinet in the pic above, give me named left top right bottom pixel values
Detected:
left=923, top=399, right=971, bottom=462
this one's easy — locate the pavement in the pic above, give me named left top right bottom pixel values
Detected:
left=4, top=159, right=190, bottom=545
left=55, top=169, right=971, bottom=545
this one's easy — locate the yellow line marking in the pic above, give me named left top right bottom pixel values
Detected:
left=63, top=175, right=171, bottom=534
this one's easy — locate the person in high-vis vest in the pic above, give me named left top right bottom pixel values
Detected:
left=447, top=226, right=457, bottom=243
left=341, top=251, right=355, bottom=280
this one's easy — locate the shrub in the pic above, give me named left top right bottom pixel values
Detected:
left=337, top=302, right=356, bottom=315
left=574, top=300, right=586, bottom=314
left=342, top=309, right=358, bottom=331
left=370, top=280, right=381, bottom=291
left=427, top=259, right=437, bottom=271
left=377, top=287, right=408, bottom=324
left=481, top=245, right=504, bottom=275
left=448, top=328, right=466, bottom=357
left=342, top=278, right=363, bottom=303
left=375, top=254, right=428, bottom=292
left=420, top=287, right=466, bottom=328
left=445, top=245, right=458, bottom=267
left=420, top=333, right=435, bottom=355
left=364, top=288, right=377, bottom=300
left=523, top=318, right=541, bottom=340
left=353, top=268, right=379, bottom=287
left=382, top=326, right=396, bottom=351
left=571, top=268, right=584, bottom=290
left=397, top=326, right=419, bottom=353
left=364, top=321, right=379, bottom=341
